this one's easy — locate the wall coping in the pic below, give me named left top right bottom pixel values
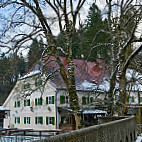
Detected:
left=35, top=116, right=136, bottom=142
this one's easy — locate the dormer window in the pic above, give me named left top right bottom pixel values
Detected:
left=24, top=83, right=30, bottom=89
left=35, top=78, right=42, bottom=87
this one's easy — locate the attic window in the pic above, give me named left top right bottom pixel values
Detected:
left=35, top=78, right=42, bottom=86
left=24, top=83, right=30, bottom=89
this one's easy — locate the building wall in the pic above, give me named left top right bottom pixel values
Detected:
left=3, top=75, right=57, bottom=130
left=3, top=74, right=107, bottom=130
left=57, top=89, right=106, bottom=107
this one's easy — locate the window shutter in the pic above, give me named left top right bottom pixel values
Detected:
left=46, top=117, right=48, bottom=125
left=90, top=97, right=93, bottom=103
left=18, top=101, right=20, bottom=107
left=27, top=83, right=30, bottom=88
left=40, top=117, right=43, bottom=124
left=52, top=117, right=55, bottom=125
left=24, top=117, right=26, bottom=124
left=82, top=96, right=86, bottom=105
left=46, top=97, right=48, bottom=105
left=60, top=96, right=65, bottom=104
left=40, top=80, right=42, bottom=85
left=28, top=99, right=30, bottom=106
left=127, top=96, right=129, bottom=102
left=24, top=100, right=26, bottom=106
left=35, top=80, right=37, bottom=87
left=29, top=117, right=30, bottom=124
left=52, top=96, right=55, bottom=104
left=40, top=98, right=42, bottom=105
left=18, top=117, right=20, bottom=124
left=35, top=99, right=37, bottom=106
left=132, top=96, right=134, bottom=102
left=35, top=117, right=37, bottom=124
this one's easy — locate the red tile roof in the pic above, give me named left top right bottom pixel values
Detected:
left=24, top=56, right=111, bottom=90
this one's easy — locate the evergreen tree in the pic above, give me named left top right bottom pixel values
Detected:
left=81, top=4, right=111, bottom=61
left=27, top=38, right=44, bottom=68
left=57, top=4, right=111, bottom=62
left=0, top=53, right=26, bottom=104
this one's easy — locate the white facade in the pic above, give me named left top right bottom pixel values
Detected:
left=3, top=74, right=57, bottom=130
left=3, top=72, right=107, bottom=130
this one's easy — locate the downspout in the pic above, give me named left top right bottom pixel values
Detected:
left=55, top=89, right=59, bottom=129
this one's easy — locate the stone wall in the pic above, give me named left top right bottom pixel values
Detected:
left=36, top=116, right=137, bottom=142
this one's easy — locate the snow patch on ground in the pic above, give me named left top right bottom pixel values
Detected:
left=136, top=135, right=142, bottom=142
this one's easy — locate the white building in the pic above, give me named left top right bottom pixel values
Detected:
left=3, top=57, right=111, bottom=130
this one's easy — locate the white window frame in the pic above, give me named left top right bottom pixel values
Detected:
left=49, top=117, right=52, bottom=124
left=48, top=96, right=52, bottom=104
left=37, top=98, right=41, bottom=105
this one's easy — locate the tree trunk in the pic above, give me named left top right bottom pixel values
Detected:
left=118, top=68, right=127, bottom=115
left=74, top=113, right=81, bottom=129
left=108, top=71, right=117, bottom=116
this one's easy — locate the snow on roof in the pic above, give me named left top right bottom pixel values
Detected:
left=128, top=81, right=142, bottom=91
left=83, top=109, right=107, bottom=114
left=0, top=106, right=9, bottom=111
left=20, top=70, right=41, bottom=79
left=126, top=69, right=142, bottom=81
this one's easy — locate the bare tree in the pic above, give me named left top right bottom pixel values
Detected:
left=104, top=0, right=142, bottom=115
left=0, top=0, right=91, bottom=129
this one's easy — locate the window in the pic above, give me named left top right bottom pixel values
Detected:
left=65, top=96, right=69, bottom=103
left=35, top=116, right=43, bottom=124
left=24, top=99, right=30, bottom=106
left=15, top=117, right=20, bottom=124
left=35, top=79, right=42, bottom=86
left=46, top=96, right=54, bottom=104
left=60, top=96, right=68, bottom=104
left=46, top=117, right=55, bottom=125
left=82, top=96, right=86, bottom=105
left=35, top=97, right=42, bottom=106
left=14, top=101, right=20, bottom=107
left=24, top=83, right=30, bottom=89
left=90, top=97, right=93, bottom=103
left=140, top=97, right=142, bottom=103
left=129, top=96, right=135, bottom=103
left=24, top=117, right=30, bottom=124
